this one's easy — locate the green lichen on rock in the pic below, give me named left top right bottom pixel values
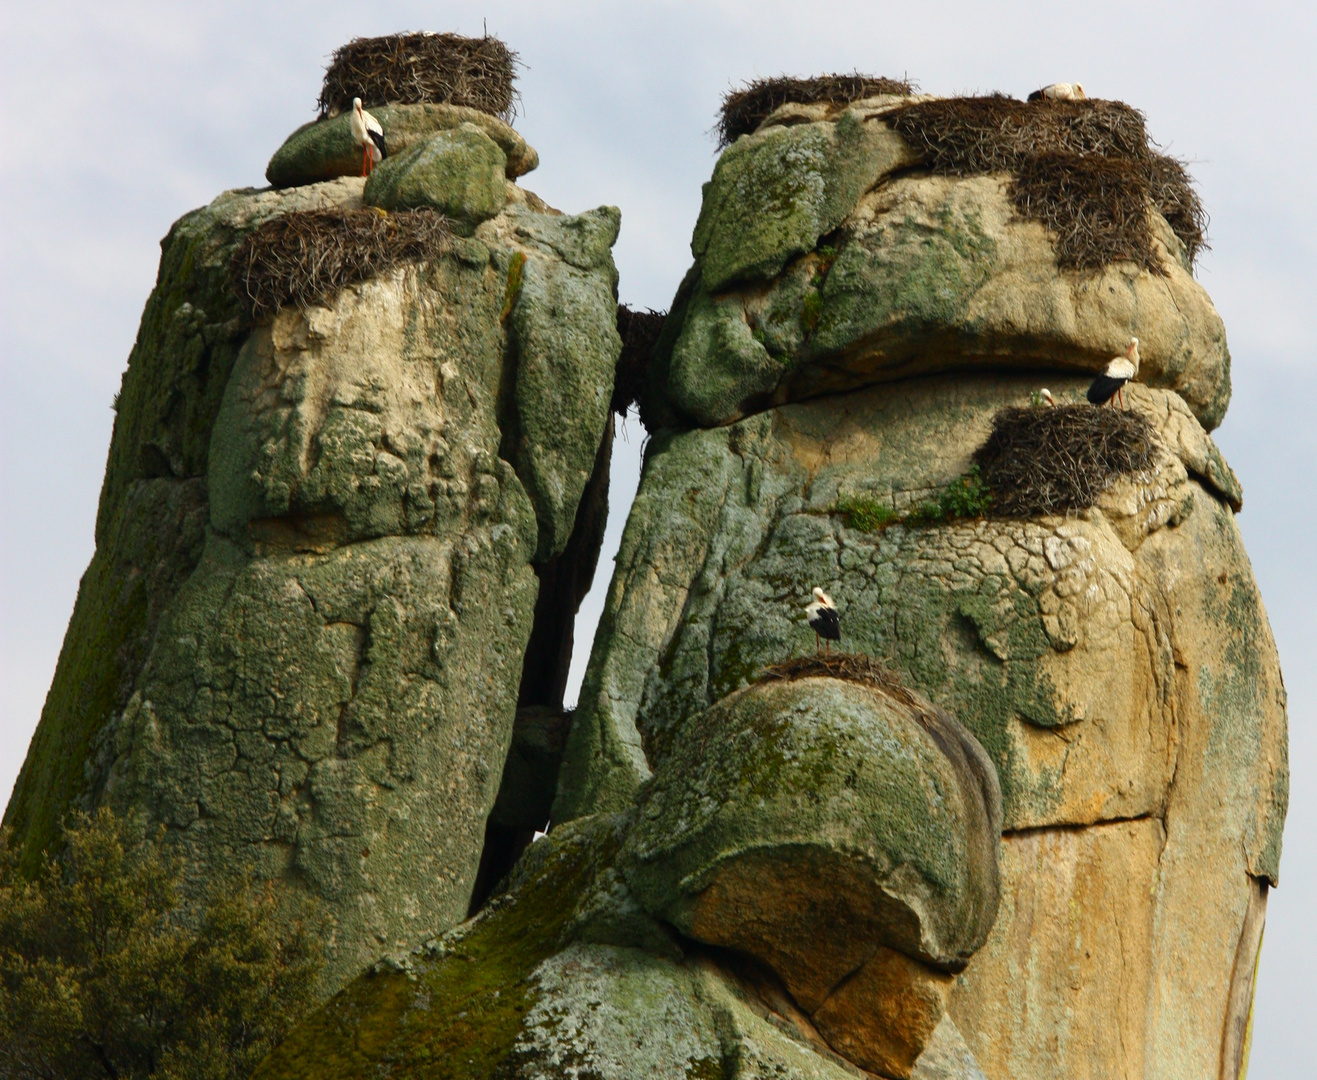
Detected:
left=691, top=111, right=914, bottom=292
left=487, top=206, right=623, bottom=561
left=266, top=103, right=538, bottom=189
left=251, top=815, right=626, bottom=1080
left=7, top=179, right=623, bottom=995
left=807, top=187, right=998, bottom=359
left=665, top=274, right=781, bottom=427
left=364, top=124, right=508, bottom=233
left=621, top=676, right=1001, bottom=1005
left=2, top=180, right=363, bottom=871
left=663, top=115, right=1231, bottom=430
left=559, top=377, right=1251, bottom=835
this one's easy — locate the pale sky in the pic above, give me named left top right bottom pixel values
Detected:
left=2, top=2, right=1314, bottom=1073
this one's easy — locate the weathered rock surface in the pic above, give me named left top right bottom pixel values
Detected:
left=653, top=103, right=1230, bottom=431
left=11, top=80, right=1287, bottom=1080
left=5, top=165, right=621, bottom=991
left=252, top=815, right=877, bottom=1080
left=554, top=371, right=1284, bottom=1076
left=266, top=102, right=539, bottom=189
left=621, top=677, right=1001, bottom=1004
left=363, top=123, right=509, bottom=232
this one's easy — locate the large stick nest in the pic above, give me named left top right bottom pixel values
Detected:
left=718, top=73, right=916, bottom=148
left=886, top=95, right=1207, bottom=269
left=231, top=208, right=452, bottom=317
left=971, top=404, right=1157, bottom=516
left=613, top=305, right=667, bottom=417
left=318, top=32, right=519, bottom=120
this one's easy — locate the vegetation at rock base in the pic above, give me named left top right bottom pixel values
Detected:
left=0, top=809, right=324, bottom=1080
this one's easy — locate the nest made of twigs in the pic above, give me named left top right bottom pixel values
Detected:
left=886, top=95, right=1207, bottom=270
left=318, top=32, right=519, bottom=120
left=717, top=73, right=916, bottom=148
left=230, top=208, right=452, bottom=317
left=760, top=653, right=934, bottom=712
left=613, top=305, right=666, bottom=416
left=972, top=404, right=1157, bottom=517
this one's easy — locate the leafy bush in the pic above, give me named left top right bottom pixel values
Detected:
left=0, top=809, right=324, bottom=1080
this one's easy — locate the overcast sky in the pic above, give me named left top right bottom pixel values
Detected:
left=2, top=1, right=1313, bottom=1073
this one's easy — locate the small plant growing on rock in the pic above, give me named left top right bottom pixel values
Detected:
left=906, top=466, right=993, bottom=525
left=835, top=494, right=900, bottom=531
left=800, top=288, right=824, bottom=333
left=500, top=250, right=527, bottom=323
left=0, top=808, right=324, bottom=1080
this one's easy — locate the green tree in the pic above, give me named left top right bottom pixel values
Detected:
left=0, top=808, right=324, bottom=1080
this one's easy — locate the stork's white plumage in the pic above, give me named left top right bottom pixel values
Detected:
left=805, top=587, right=840, bottom=653
left=350, top=98, right=388, bottom=176
left=1087, top=337, right=1140, bottom=407
left=1028, top=82, right=1086, bottom=102
left=1040, top=388, right=1056, bottom=407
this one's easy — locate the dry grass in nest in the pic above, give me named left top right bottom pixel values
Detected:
left=718, top=73, right=916, bottom=148
left=318, top=32, right=519, bottom=120
left=1147, top=153, right=1209, bottom=265
left=760, top=654, right=930, bottom=713
left=613, top=305, right=666, bottom=416
left=1012, top=153, right=1155, bottom=271
left=971, top=404, right=1157, bottom=517
left=886, top=95, right=1206, bottom=269
left=231, top=208, right=452, bottom=317
left=887, top=96, right=1149, bottom=173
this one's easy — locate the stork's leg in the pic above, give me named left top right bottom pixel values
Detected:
left=814, top=631, right=820, bottom=654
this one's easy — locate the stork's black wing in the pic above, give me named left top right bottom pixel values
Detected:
left=369, top=128, right=388, bottom=161
left=1027, top=89, right=1045, bottom=102
left=1086, top=373, right=1126, bottom=405
left=809, top=607, right=841, bottom=641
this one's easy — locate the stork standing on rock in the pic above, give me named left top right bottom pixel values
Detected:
left=1028, top=83, right=1086, bottom=102
left=1087, top=337, right=1140, bottom=408
left=806, top=587, right=840, bottom=654
left=351, top=97, right=387, bottom=176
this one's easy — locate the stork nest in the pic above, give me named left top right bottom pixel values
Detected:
left=231, top=208, right=452, bottom=317
left=317, top=32, right=519, bottom=120
left=971, top=404, right=1157, bottom=517
left=886, top=95, right=1207, bottom=269
left=613, top=305, right=667, bottom=416
left=760, top=654, right=932, bottom=712
left=718, top=73, right=916, bottom=147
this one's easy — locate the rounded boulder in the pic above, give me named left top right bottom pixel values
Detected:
left=619, top=673, right=1002, bottom=1013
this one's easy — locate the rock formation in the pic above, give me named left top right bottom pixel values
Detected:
left=7, top=50, right=1289, bottom=1080
left=3, top=78, right=621, bottom=990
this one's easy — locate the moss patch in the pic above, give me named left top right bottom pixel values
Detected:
left=254, top=816, right=625, bottom=1080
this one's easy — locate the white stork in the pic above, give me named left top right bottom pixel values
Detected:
left=805, top=587, right=840, bottom=653
left=350, top=98, right=388, bottom=177
left=1028, top=83, right=1086, bottom=102
left=1087, top=337, right=1140, bottom=408
left=1040, top=388, right=1056, bottom=407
